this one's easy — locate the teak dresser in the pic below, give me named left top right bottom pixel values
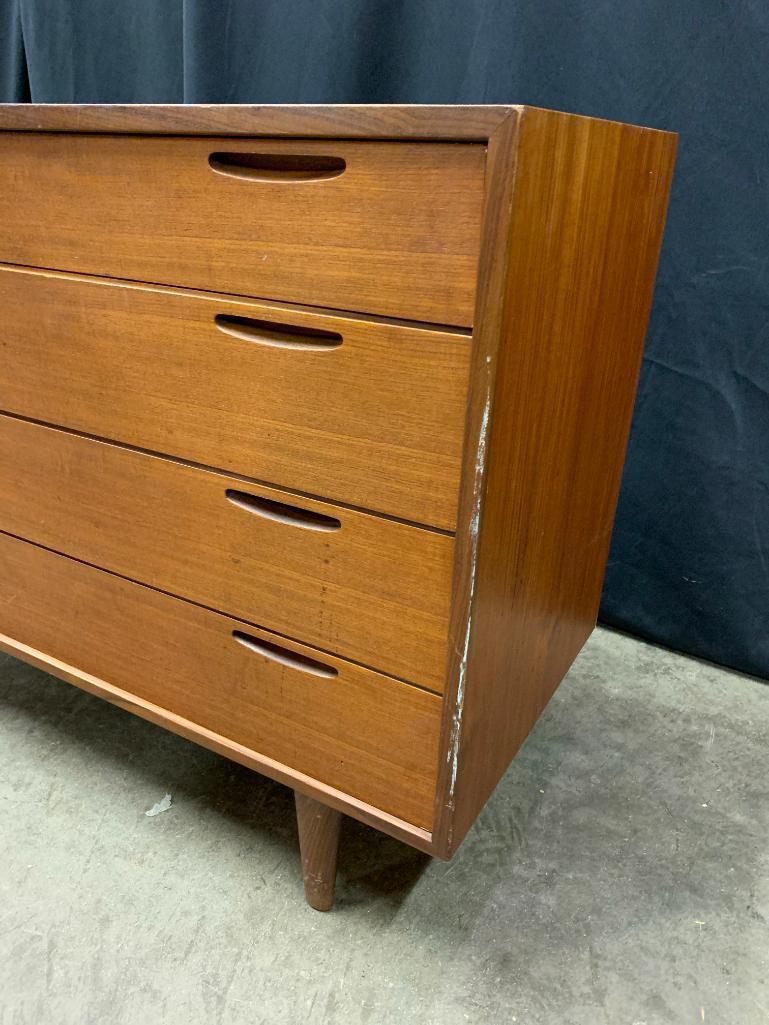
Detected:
left=0, top=104, right=676, bottom=910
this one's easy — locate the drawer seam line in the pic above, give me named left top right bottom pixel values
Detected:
left=0, top=409, right=457, bottom=538
left=0, top=261, right=475, bottom=336
left=0, top=528, right=446, bottom=698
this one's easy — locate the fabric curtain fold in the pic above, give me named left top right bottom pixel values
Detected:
left=0, top=0, right=767, bottom=680
left=0, top=0, right=28, bottom=101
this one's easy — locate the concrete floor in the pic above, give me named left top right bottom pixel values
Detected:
left=0, top=627, right=767, bottom=1025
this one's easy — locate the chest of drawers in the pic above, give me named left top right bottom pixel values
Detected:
left=0, top=104, right=675, bottom=910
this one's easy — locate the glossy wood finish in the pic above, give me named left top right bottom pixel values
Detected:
left=0, top=415, right=452, bottom=689
left=0, top=627, right=435, bottom=854
left=0, top=103, right=514, bottom=138
left=0, top=135, right=485, bottom=324
left=0, top=105, right=677, bottom=892
left=295, top=792, right=343, bottom=911
left=0, top=265, right=470, bottom=529
left=0, top=532, right=441, bottom=828
left=434, top=106, right=677, bottom=854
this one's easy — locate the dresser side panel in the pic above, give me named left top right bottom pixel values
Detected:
left=441, top=107, right=677, bottom=852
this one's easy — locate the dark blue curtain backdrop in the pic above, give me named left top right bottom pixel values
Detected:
left=1, top=1, right=767, bottom=679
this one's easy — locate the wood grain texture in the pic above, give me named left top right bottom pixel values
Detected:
left=0, top=630, right=435, bottom=853
left=0, top=532, right=441, bottom=828
left=0, top=134, right=485, bottom=324
left=0, top=265, right=470, bottom=529
left=435, top=107, right=677, bottom=855
left=0, top=415, right=452, bottom=690
left=295, top=792, right=343, bottom=911
left=0, top=104, right=679, bottom=870
left=0, top=103, right=514, bottom=138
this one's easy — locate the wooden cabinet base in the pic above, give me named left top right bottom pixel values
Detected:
left=295, top=791, right=343, bottom=911
left=0, top=104, right=676, bottom=910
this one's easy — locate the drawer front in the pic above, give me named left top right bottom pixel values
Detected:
left=0, top=416, right=452, bottom=691
left=0, top=533, right=440, bottom=828
left=0, top=133, right=484, bottom=325
left=0, top=266, right=469, bottom=531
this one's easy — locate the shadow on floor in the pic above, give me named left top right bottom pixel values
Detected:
left=0, top=651, right=431, bottom=907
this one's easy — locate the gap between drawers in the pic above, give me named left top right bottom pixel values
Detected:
left=0, top=527, right=445, bottom=697
left=0, top=261, right=475, bottom=337
left=0, top=409, right=456, bottom=539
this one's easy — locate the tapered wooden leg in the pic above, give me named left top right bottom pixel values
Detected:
left=294, top=791, right=342, bottom=911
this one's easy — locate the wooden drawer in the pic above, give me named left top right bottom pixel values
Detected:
left=0, top=133, right=484, bottom=325
left=0, top=532, right=440, bottom=827
left=0, top=416, right=452, bottom=690
left=0, top=266, right=469, bottom=531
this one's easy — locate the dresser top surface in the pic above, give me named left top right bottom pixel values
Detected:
left=0, top=103, right=519, bottom=139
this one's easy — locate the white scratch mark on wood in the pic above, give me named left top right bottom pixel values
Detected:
left=447, top=364, right=492, bottom=813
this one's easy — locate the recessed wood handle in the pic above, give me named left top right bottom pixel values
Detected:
left=225, top=489, right=341, bottom=532
left=233, top=631, right=338, bottom=679
left=208, top=152, right=346, bottom=182
left=214, top=314, right=342, bottom=351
